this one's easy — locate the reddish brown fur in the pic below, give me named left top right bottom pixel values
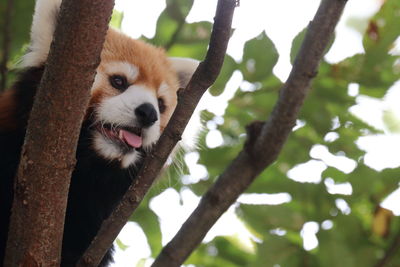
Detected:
left=0, top=90, right=17, bottom=131
left=95, top=28, right=179, bottom=131
left=101, top=29, right=178, bottom=90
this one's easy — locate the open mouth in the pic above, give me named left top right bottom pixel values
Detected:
left=96, top=123, right=143, bottom=150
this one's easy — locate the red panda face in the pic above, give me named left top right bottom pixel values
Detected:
left=18, top=0, right=199, bottom=168
left=87, top=29, right=180, bottom=167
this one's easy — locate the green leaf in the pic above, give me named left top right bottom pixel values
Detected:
left=187, top=239, right=251, bottom=267
left=209, top=55, right=238, bottom=96
left=239, top=203, right=306, bottom=233
left=241, top=32, right=279, bottom=82
left=316, top=215, right=376, bottom=267
left=0, top=0, right=34, bottom=87
left=363, top=0, right=400, bottom=58
left=383, top=109, right=400, bottom=133
left=290, top=28, right=334, bottom=64
left=149, top=0, right=195, bottom=48
left=251, top=235, right=312, bottom=267
left=290, top=28, right=307, bottom=65
left=165, top=0, right=194, bottom=21
left=358, top=0, right=400, bottom=91
left=0, top=0, right=34, bottom=59
left=110, top=9, right=124, bottom=29
left=151, top=11, right=180, bottom=47
left=115, top=238, right=129, bottom=251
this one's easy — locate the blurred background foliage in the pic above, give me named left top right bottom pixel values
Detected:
left=1, top=0, right=399, bottom=266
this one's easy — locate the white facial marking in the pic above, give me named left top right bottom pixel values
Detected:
left=91, top=71, right=104, bottom=91
left=158, top=82, right=172, bottom=103
left=94, top=85, right=161, bottom=167
left=97, top=86, right=158, bottom=126
left=93, top=131, right=124, bottom=159
left=91, top=61, right=139, bottom=92
left=93, top=132, right=141, bottom=168
left=106, top=61, right=139, bottom=81
left=121, top=152, right=141, bottom=169
left=168, top=57, right=199, bottom=88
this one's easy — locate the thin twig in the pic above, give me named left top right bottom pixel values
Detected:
left=77, top=1, right=237, bottom=266
left=0, top=0, right=13, bottom=91
left=151, top=0, right=348, bottom=266
left=374, top=230, right=400, bottom=267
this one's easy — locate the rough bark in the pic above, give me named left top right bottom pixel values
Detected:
left=4, top=0, right=114, bottom=266
left=151, top=0, right=348, bottom=266
left=77, top=0, right=238, bottom=266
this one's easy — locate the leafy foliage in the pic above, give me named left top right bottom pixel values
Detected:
left=0, top=0, right=34, bottom=89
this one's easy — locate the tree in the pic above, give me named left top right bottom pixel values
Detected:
left=2, top=0, right=114, bottom=265
left=1, top=0, right=400, bottom=266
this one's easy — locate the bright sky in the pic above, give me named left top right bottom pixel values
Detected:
left=112, top=0, right=400, bottom=266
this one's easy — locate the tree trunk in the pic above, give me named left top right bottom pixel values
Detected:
left=4, top=0, right=114, bottom=266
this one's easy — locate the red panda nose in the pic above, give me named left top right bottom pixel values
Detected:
left=135, top=103, right=158, bottom=128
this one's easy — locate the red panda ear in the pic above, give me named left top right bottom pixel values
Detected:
left=21, top=0, right=62, bottom=67
left=169, top=57, right=199, bottom=89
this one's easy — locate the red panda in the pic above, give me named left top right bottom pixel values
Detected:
left=0, top=0, right=199, bottom=266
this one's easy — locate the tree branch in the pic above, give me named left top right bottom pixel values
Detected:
left=151, top=0, right=348, bottom=266
left=374, top=230, right=400, bottom=267
left=77, top=0, right=237, bottom=266
left=4, top=0, right=114, bottom=266
left=0, top=0, right=13, bottom=91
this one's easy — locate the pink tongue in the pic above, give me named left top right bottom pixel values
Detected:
left=120, top=129, right=142, bottom=148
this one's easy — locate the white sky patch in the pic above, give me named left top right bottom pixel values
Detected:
left=390, top=36, right=400, bottom=56
left=350, top=83, right=400, bottom=134
left=149, top=188, right=256, bottom=249
left=186, top=0, right=216, bottom=24
left=350, top=83, right=400, bottom=172
left=206, top=130, right=224, bottom=148
left=324, top=178, right=353, bottom=196
left=238, top=193, right=292, bottom=205
left=324, top=132, right=340, bottom=142
left=383, top=82, right=400, bottom=120
left=182, top=152, right=208, bottom=184
left=310, top=145, right=357, bottom=174
left=240, top=80, right=261, bottom=92
left=199, top=70, right=243, bottom=116
left=301, top=222, right=319, bottom=251
left=293, top=120, right=306, bottom=131
left=348, top=83, right=360, bottom=97
left=357, top=134, right=400, bottom=171
left=350, top=95, right=387, bottom=130
left=381, top=187, right=400, bottom=216
left=321, top=220, right=334, bottom=230
left=335, top=198, right=351, bottom=215
left=111, top=222, right=152, bottom=267
left=325, top=0, right=381, bottom=63
left=287, top=160, right=327, bottom=183
left=150, top=188, right=199, bottom=245
left=270, top=228, right=287, bottom=236
left=115, top=0, right=165, bottom=38
left=206, top=120, right=217, bottom=130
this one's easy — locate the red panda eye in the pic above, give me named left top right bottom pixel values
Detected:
left=109, top=75, right=128, bottom=91
left=158, top=97, right=166, bottom=113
